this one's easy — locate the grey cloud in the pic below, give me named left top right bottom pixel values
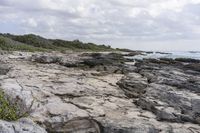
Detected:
left=0, top=0, right=200, bottom=50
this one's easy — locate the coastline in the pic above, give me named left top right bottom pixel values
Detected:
left=0, top=51, right=200, bottom=132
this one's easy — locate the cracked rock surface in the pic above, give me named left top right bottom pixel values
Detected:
left=0, top=51, right=200, bottom=133
left=0, top=118, right=47, bottom=133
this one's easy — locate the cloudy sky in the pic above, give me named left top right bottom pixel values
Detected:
left=0, top=0, right=200, bottom=51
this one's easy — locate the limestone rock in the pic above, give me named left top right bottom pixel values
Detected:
left=31, top=54, right=62, bottom=64
left=46, top=118, right=102, bottom=133
left=0, top=52, right=200, bottom=133
left=0, top=118, right=46, bottom=133
left=0, top=63, right=10, bottom=75
left=117, top=73, right=148, bottom=98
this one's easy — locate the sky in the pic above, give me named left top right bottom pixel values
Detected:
left=0, top=0, right=200, bottom=51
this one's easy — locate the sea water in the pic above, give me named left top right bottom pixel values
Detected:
left=131, top=51, right=200, bottom=60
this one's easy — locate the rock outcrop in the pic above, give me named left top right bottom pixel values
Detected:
left=31, top=52, right=133, bottom=74
left=118, top=58, right=200, bottom=125
left=117, top=73, right=148, bottom=98
left=0, top=51, right=200, bottom=133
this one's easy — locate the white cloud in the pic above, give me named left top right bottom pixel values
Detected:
left=25, top=18, right=38, bottom=27
left=0, top=0, right=200, bottom=50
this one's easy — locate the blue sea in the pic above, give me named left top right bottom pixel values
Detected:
left=131, top=51, right=200, bottom=60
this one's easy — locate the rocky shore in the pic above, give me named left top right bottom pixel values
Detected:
left=0, top=51, right=200, bottom=133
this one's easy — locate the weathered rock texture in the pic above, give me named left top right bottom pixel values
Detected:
left=118, top=58, right=200, bottom=126
left=0, top=51, right=200, bottom=133
left=0, top=118, right=47, bottom=133
left=0, top=63, right=10, bottom=75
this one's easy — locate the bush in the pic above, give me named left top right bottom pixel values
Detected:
left=0, top=37, right=46, bottom=52
left=0, top=89, right=30, bottom=121
left=52, top=40, right=114, bottom=51
left=1, top=33, right=116, bottom=52
left=0, top=38, right=6, bottom=45
left=13, top=34, right=55, bottom=49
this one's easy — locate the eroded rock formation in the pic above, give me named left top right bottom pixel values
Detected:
left=0, top=51, right=199, bottom=133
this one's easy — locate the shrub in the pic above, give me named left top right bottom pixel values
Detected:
left=13, top=34, right=55, bottom=49
left=1, top=33, right=116, bottom=52
left=0, top=89, right=30, bottom=121
left=0, top=37, right=46, bottom=52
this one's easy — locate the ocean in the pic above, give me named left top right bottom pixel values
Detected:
left=131, top=51, right=200, bottom=60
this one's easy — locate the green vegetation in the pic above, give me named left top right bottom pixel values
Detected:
left=13, top=34, right=55, bottom=49
left=0, top=33, right=115, bottom=52
left=0, top=36, right=46, bottom=52
left=0, top=89, right=29, bottom=121
left=52, top=39, right=113, bottom=51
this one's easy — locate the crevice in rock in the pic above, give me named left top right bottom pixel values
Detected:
left=45, top=117, right=103, bottom=133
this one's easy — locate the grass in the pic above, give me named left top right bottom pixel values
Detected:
left=0, top=89, right=29, bottom=121
left=0, top=33, right=116, bottom=52
left=0, top=37, right=47, bottom=52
